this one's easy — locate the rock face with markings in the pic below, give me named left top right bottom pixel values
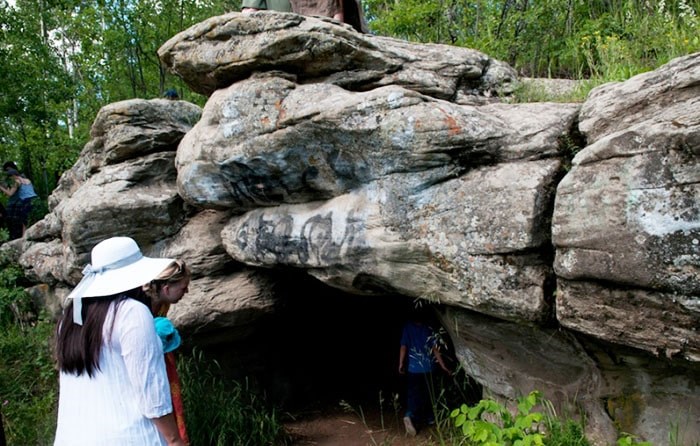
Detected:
left=9, top=11, right=699, bottom=445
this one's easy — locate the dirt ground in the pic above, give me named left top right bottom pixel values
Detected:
left=283, top=406, right=444, bottom=446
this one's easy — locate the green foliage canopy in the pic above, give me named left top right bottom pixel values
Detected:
left=0, top=0, right=240, bottom=210
left=364, top=0, right=699, bottom=79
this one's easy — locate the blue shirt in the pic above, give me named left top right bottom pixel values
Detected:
left=8, top=178, right=38, bottom=203
left=401, top=321, right=438, bottom=374
left=17, top=182, right=38, bottom=201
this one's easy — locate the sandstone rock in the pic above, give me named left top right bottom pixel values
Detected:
left=579, top=52, right=700, bottom=143
left=49, top=98, right=201, bottom=210
left=582, top=338, right=700, bottom=444
left=20, top=99, right=202, bottom=284
left=26, top=283, right=68, bottom=320
left=89, top=98, right=202, bottom=166
left=553, top=52, right=700, bottom=361
left=17, top=97, right=282, bottom=348
left=220, top=158, right=563, bottom=323
left=168, top=269, right=281, bottom=344
left=557, top=279, right=699, bottom=361
left=18, top=239, right=67, bottom=285
left=156, top=209, right=234, bottom=277
left=177, top=77, right=511, bottom=210
left=158, top=11, right=516, bottom=101
left=57, top=153, right=186, bottom=267
left=176, top=77, right=576, bottom=213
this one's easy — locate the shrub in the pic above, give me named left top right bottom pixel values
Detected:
left=450, top=390, right=545, bottom=446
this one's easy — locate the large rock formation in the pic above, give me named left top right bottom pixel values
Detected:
left=9, top=11, right=699, bottom=445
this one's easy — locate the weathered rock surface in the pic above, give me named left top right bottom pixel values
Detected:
left=12, top=11, right=700, bottom=445
left=167, top=270, right=282, bottom=344
left=552, top=52, right=700, bottom=363
left=157, top=11, right=517, bottom=102
left=220, top=158, right=562, bottom=323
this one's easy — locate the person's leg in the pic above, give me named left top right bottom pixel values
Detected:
left=414, top=372, right=432, bottom=424
left=404, top=373, right=421, bottom=436
left=5, top=201, right=22, bottom=240
left=406, top=373, right=424, bottom=418
left=422, top=372, right=436, bottom=425
left=15, top=200, right=32, bottom=238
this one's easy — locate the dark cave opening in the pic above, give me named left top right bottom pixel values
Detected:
left=201, top=272, right=482, bottom=417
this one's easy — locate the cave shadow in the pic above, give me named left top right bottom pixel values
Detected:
left=200, top=271, right=482, bottom=421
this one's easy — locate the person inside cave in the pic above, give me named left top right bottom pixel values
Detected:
left=398, top=304, right=452, bottom=437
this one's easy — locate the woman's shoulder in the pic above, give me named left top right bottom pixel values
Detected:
left=115, top=298, right=153, bottom=324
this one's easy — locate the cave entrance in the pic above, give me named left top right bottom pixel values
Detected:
left=206, top=273, right=482, bottom=418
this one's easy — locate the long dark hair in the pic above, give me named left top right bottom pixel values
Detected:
left=56, top=287, right=151, bottom=377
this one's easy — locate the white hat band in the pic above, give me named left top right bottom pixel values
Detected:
left=67, top=250, right=144, bottom=325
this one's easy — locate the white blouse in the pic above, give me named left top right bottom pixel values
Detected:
left=54, top=299, right=172, bottom=445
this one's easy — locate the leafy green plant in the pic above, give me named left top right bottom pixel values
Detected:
left=0, top=241, right=58, bottom=445
left=177, top=348, right=288, bottom=446
left=450, top=391, right=545, bottom=446
left=0, top=256, right=34, bottom=328
left=617, top=432, right=652, bottom=446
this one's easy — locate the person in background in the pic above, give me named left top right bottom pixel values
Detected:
left=163, top=88, right=180, bottom=100
left=0, top=201, right=6, bottom=233
left=290, top=0, right=344, bottom=23
left=289, top=0, right=367, bottom=32
left=144, top=259, right=192, bottom=445
left=54, top=236, right=186, bottom=446
left=398, top=306, right=452, bottom=437
left=241, top=0, right=292, bottom=13
left=242, top=0, right=366, bottom=32
left=0, top=162, right=38, bottom=240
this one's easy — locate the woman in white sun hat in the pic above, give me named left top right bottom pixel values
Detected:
left=54, top=236, right=187, bottom=446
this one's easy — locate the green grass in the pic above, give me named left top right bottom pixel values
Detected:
left=0, top=319, right=57, bottom=445
left=177, top=349, right=289, bottom=446
left=0, top=233, right=57, bottom=445
left=505, top=78, right=600, bottom=104
left=0, top=247, right=58, bottom=446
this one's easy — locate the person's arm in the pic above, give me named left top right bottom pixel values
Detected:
left=398, top=344, right=407, bottom=374
left=432, top=345, right=452, bottom=374
left=332, top=0, right=344, bottom=21
left=0, top=178, right=18, bottom=197
left=151, top=413, right=186, bottom=446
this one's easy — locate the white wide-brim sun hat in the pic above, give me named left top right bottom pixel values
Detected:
left=67, top=237, right=174, bottom=324
left=70, top=237, right=174, bottom=298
